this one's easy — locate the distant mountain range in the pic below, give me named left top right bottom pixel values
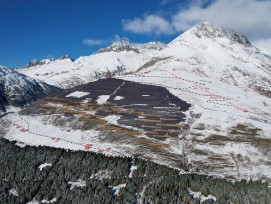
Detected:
left=17, top=41, right=164, bottom=89
left=17, top=22, right=271, bottom=98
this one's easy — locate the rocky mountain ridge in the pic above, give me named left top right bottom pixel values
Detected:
left=26, top=55, right=73, bottom=68
left=0, top=66, right=60, bottom=113
left=17, top=41, right=161, bottom=89
left=93, top=40, right=140, bottom=54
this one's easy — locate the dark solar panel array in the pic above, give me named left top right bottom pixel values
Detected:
left=43, top=78, right=191, bottom=140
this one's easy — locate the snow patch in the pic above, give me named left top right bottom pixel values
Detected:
left=38, top=163, right=52, bottom=171
left=46, top=103, right=64, bottom=108
left=111, top=183, right=126, bottom=196
left=66, top=91, right=90, bottom=98
left=9, top=188, right=18, bottom=196
left=104, top=115, right=121, bottom=126
left=82, top=98, right=92, bottom=103
left=68, top=179, right=86, bottom=190
left=41, top=198, right=57, bottom=203
left=93, top=169, right=113, bottom=179
left=96, top=95, right=110, bottom=104
left=129, top=165, right=137, bottom=178
left=188, top=188, right=217, bottom=203
left=27, top=201, right=39, bottom=204
left=114, top=96, right=124, bottom=100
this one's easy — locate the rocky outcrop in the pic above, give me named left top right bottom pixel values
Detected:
left=93, top=40, right=139, bottom=54
left=59, top=55, right=74, bottom=61
left=93, top=41, right=166, bottom=55
left=26, top=59, right=54, bottom=68
left=192, top=22, right=251, bottom=46
left=26, top=55, right=73, bottom=68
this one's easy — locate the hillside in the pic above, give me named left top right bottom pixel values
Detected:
left=1, top=22, right=271, bottom=186
left=0, top=66, right=60, bottom=113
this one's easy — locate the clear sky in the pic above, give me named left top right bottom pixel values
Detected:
left=0, top=0, right=184, bottom=67
left=1, top=0, right=270, bottom=67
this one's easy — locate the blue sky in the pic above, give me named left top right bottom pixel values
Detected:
left=0, top=0, right=185, bottom=67
left=1, top=0, right=270, bottom=67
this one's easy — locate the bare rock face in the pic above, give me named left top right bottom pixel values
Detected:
left=59, top=55, right=74, bottom=61
left=26, top=59, right=54, bottom=68
left=93, top=41, right=165, bottom=55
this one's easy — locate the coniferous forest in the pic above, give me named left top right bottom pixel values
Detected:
left=0, top=138, right=270, bottom=204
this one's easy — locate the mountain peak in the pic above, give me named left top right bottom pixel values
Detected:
left=136, top=41, right=166, bottom=50
left=26, top=58, right=54, bottom=68
left=93, top=40, right=139, bottom=54
left=26, top=55, right=73, bottom=68
left=59, top=55, right=73, bottom=61
left=171, top=22, right=251, bottom=47
left=111, top=40, right=131, bottom=47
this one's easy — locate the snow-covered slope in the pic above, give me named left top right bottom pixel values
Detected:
left=18, top=23, right=271, bottom=97
left=151, top=22, right=271, bottom=97
left=26, top=55, right=73, bottom=68
left=112, top=23, right=271, bottom=182
left=0, top=66, right=60, bottom=113
left=18, top=41, right=164, bottom=89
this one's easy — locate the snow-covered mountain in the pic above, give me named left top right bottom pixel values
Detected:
left=93, top=40, right=140, bottom=54
left=0, top=66, right=60, bottom=113
left=26, top=55, right=73, bottom=68
left=153, top=22, right=271, bottom=97
left=18, top=41, right=164, bottom=89
left=17, top=23, right=271, bottom=97
left=2, top=22, right=271, bottom=184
